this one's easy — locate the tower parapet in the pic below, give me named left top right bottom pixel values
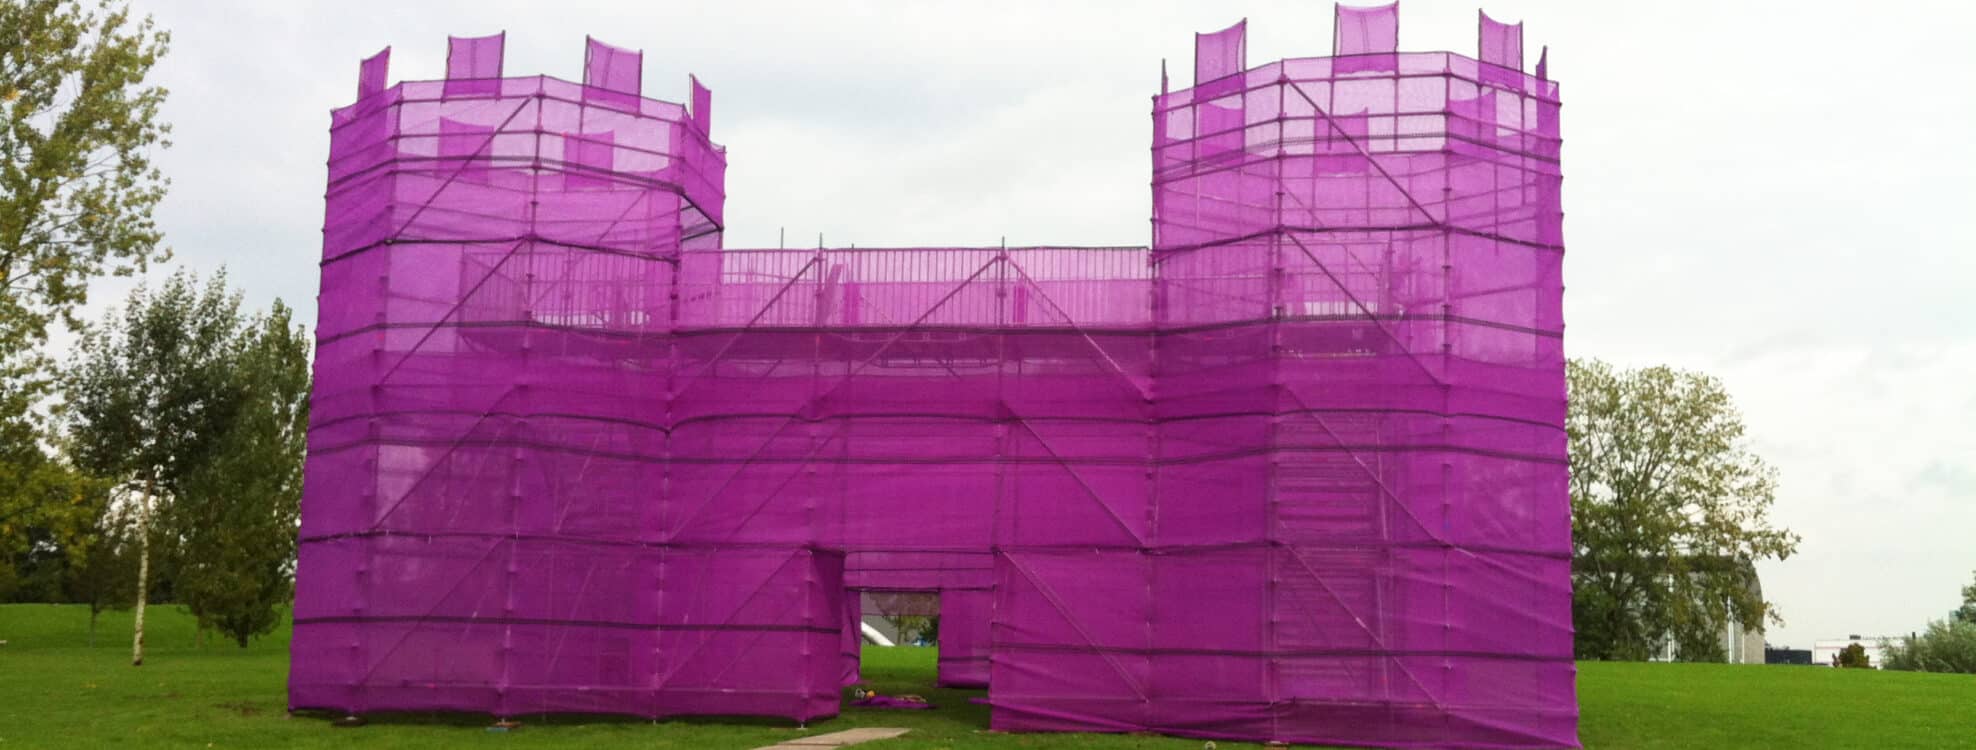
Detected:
left=325, top=33, right=725, bottom=265
left=1155, top=4, right=1560, bottom=253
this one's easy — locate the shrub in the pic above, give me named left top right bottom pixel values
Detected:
left=1882, top=620, right=1976, bottom=674
left=1832, top=643, right=1871, bottom=669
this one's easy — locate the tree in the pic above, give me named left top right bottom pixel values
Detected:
left=0, top=450, right=103, bottom=602
left=1882, top=620, right=1976, bottom=674
left=1, top=0, right=172, bottom=354
left=1567, top=358, right=1800, bottom=661
left=63, top=492, right=139, bottom=646
left=1833, top=642, right=1871, bottom=669
left=167, top=300, right=309, bottom=647
left=0, top=338, right=59, bottom=599
left=1954, top=570, right=1976, bottom=624
left=62, top=270, right=246, bottom=665
left=893, top=615, right=940, bottom=645
left=1881, top=619, right=1976, bottom=675
left=0, top=302, right=93, bottom=602
left=0, top=0, right=169, bottom=628
left=1881, top=572, right=1976, bottom=674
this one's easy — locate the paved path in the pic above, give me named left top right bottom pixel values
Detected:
left=750, top=727, right=911, bottom=749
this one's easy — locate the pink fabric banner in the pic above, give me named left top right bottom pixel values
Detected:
left=585, top=37, right=641, bottom=93
left=1334, top=2, right=1399, bottom=56
left=356, top=47, right=389, bottom=101
left=444, top=33, right=503, bottom=97
left=1480, top=10, right=1524, bottom=70
left=584, top=37, right=642, bottom=108
left=690, top=74, right=712, bottom=134
left=1193, top=19, right=1246, bottom=87
left=446, top=33, right=504, bottom=80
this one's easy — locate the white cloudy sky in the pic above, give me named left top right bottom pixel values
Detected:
left=96, top=0, right=1975, bottom=649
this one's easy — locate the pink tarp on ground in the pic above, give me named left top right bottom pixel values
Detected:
left=293, top=5, right=1573, bottom=747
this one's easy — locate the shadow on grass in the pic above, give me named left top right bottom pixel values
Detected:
left=289, top=708, right=689, bottom=729
left=283, top=656, right=995, bottom=735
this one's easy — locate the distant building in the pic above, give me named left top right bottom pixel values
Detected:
left=1764, top=646, right=1813, bottom=665
left=1813, top=635, right=1894, bottom=668
left=1652, top=610, right=1766, bottom=663
left=1725, top=612, right=1766, bottom=664
left=1651, top=564, right=1766, bottom=664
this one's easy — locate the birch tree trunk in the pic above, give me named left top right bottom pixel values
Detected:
left=131, top=482, right=151, bottom=666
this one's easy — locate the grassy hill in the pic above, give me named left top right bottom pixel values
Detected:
left=1, top=604, right=1970, bottom=748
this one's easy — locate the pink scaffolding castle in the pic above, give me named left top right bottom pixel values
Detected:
left=291, top=5, right=1574, bottom=747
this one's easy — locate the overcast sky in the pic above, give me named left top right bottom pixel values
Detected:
left=99, top=0, right=1976, bottom=650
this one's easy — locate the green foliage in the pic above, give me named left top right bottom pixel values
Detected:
left=62, top=270, right=245, bottom=492
left=64, top=493, right=139, bottom=643
left=60, top=269, right=246, bottom=662
left=0, top=0, right=170, bottom=623
left=59, top=270, right=309, bottom=648
left=0, top=305, right=96, bottom=600
left=1882, top=573, right=1976, bottom=675
left=1669, top=615, right=1728, bottom=664
left=893, top=615, right=940, bottom=645
left=167, top=300, right=309, bottom=647
left=0, top=0, right=172, bottom=355
left=1954, top=570, right=1976, bottom=624
left=1833, top=642, right=1871, bottom=669
left=1882, top=620, right=1976, bottom=675
left=0, top=444, right=105, bottom=602
left=1566, top=358, right=1799, bottom=661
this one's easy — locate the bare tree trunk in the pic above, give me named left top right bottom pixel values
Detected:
left=131, top=482, right=151, bottom=667
left=89, top=608, right=98, bottom=648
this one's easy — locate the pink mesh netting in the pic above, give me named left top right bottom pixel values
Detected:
left=585, top=37, right=640, bottom=90
left=689, top=74, right=712, bottom=135
left=356, top=47, right=389, bottom=101
left=1335, top=3, right=1400, bottom=55
left=1195, top=20, right=1247, bottom=88
left=447, top=34, right=502, bottom=78
left=293, top=5, right=1573, bottom=747
left=1480, top=11, right=1524, bottom=71
left=1334, top=3, right=1400, bottom=74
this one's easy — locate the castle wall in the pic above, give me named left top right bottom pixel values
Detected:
left=294, top=9, right=1574, bottom=747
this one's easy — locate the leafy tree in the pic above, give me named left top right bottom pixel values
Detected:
left=1882, top=572, right=1976, bottom=674
left=1954, top=570, right=1976, bottom=624
left=64, top=493, right=139, bottom=645
left=1882, top=620, right=1976, bottom=674
left=0, top=313, right=90, bottom=602
left=0, top=344, right=58, bottom=596
left=1832, top=642, right=1871, bottom=669
left=0, top=0, right=169, bottom=625
left=1, top=0, right=172, bottom=354
left=61, top=270, right=246, bottom=665
left=167, top=300, right=309, bottom=647
left=1567, top=358, right=1800, bottom=661
left=892, top=615, right=939, bottom=645
left=0, top=433, right=103, bottom=602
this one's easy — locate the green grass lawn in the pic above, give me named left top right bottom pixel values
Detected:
left=2, top=604, right=1971, bottom=749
